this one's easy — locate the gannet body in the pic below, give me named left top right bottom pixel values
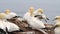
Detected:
left=54, top=27, right=60, bottom=34
left=54, top=16, right=60, bottom=34
left=4, top=21, right=20, bottom=32
left=0, top=13, right=20, bottom=32
left=54, top=21, right=60, bottom=34
left=0, top=20, right=6, bottom=31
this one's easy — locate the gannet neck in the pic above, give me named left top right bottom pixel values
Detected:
left=5, top=12, right=10, bottom=15
left=29, top=6, right=34, bottom=16
left=29, top=11, right=34, bottom=16
left=0, top=18, right=7, bottom=22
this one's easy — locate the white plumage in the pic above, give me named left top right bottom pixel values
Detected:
left=24, top=11, right=47, bottom=34
left=0, top=20, right=6, bottom=31
left=34, top=9, right=47, bottom=19
left=4, top=21, right=20, bottom=32
left=54, top=21, right=60, bottom=34
left=24, top=12, right=32, bottom=21
left=0, top=13, right=20, bottom=32
left=54, top=16, right=60, bottom=34
left=54, top=27, right=60, bottom=34
left=24, top=12, right=45, bottom=28
left=6, top=12, right=17, bottom=19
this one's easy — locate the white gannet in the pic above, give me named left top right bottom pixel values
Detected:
left=4, top=9, right=24, bottom=22
left=34, top=8, right=49, bottom=22
left=4, top=9, right=17, bottom=19
left=23, top=7, right=47, bottom=34
left=0, top=13, right=22, bottom=33
left=53, top=16, right=60, bottom=34
left=0, top=13, right=7, bottom=32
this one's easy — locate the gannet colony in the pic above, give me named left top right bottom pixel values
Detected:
left=0, top=7, right=60, bottom=34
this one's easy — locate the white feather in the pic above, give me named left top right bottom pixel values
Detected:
left=3, top=21, right=20, bottom=32
left=0, top=13, right=20, bottom=32
left=6, top=12, right=17, bottom=19
left=17, top=17, right=24, bottom=21
left=54, top=27, right=60, bottom=34
left=0, top=20, right=6, bottom=31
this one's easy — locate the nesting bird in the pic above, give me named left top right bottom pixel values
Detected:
left=34, top=8, right=49, bottom=22
left=53, top=16, right=60, bottom=34
left=0, top=13, right=22, bottom=34
left=24, top=7, right=47, bottom=34
left=0, top=13, right=7, bottom=34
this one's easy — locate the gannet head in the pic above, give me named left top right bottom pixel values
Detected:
left=29, top=6, right=34, bottom=16
left=0, top=13, right=6, bottom=19
left=37, top=8, right=43, bottom=14
left=5, top=9, right=11, bottom=14
left=53, top=16, right=60, bottom=27
left=54, top=16, right=60, bottom=21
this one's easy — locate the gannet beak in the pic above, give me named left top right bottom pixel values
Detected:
left=46, top=18, right=50, bottom=20
left=52, top=18, right=57, bottom=21
left=42, top=17, right=49, bottom=23
left=45, top=20, right=47, bottom=23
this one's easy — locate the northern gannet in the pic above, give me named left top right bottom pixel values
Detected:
left=0, top=13, right=7, bottom=34
left=4, top=9, right=17, bottom=19
left=0, top=13, right=23, bottom=33
left=24, top=7, right=47, bottom=34
left=34, top=8, right=49, bottom=22
left=53, top=16, right=60, bottom=34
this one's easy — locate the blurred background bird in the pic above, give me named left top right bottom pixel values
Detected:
left=53, top=16, right=60, bottom=34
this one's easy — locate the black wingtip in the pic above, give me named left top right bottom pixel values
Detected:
left=19, top=29, right=24, bottom=32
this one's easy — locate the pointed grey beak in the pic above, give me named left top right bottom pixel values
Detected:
left=44, top=17, right=49, bottom=23
left=46, top=18, right=49, bottom=20
left=52, top=18, right=57, bottom=21
left=45, top=20, right=47, bottom=23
